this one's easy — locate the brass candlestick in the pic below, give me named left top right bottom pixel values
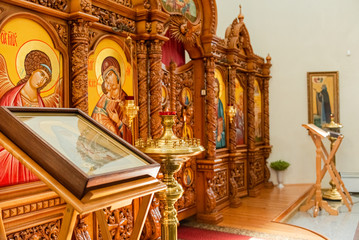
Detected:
left=135, top=112, right=204, bottom=240
left=226, top=104, right=236, bottom=124
left=322, top=114, right=343, bottom=201
left=124, top=96, right=139, bottom=144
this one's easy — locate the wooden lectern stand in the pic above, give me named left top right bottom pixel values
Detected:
left=0, top=107, right=166, bottom=239
left=300, top=124, right=353, bottom=217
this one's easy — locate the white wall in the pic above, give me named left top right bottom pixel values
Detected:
left=216, top=0, right=359, bottom=185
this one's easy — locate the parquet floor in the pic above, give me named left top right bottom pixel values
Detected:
left=218, top=184, right=328, bottom=240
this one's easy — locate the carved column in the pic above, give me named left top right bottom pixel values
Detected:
left=228, top=66, right=237, bottom=151
left=247, top=72, right=257, bottom=191
left=263, top=77, right=273, bottom=186
left=149, top=40, right=164, bottom=139
left=137, top=40, right=149, bottom=140
left=247, top=73, right=255, bottom=150
left=263, top=78, right=270, bottom=146
left=169, top=61, right=177, bottom=112
left=205, top=57, right=217, bottom=158
left=69, top=19, right=90, bottom=112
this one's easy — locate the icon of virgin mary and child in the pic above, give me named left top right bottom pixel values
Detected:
left=91, top=56, right=132, bottom=144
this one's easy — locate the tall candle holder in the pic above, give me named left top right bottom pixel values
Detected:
left=135, top=112, right=204, bottom=240
left=322, top=114, right=343, bottom=200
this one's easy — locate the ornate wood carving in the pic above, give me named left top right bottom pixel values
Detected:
left=169, top=16, right=201, bottom=47
left=205, top=176, right=217, bottom=213
left=248, top=153, right=264, bottom=189
left=69, top=19, right=90, bottom=112
left=141, top=196, right=161, bottom=240
left=92, top=5, right=135, bottom=33
left=137, top=40, right=149, bottom=140
left=149, top=40, right=164, bottom=139
left=205, top=57, right=217, bottom=158
left=74, top=215, right=91, bottom=240
left=228, top=67, right=236, bottom=151
left=0, top=7, right=4, bottom=14
left=7, top=219, right=61, bottom=239
left=81, top=0, right=92, bottom=13
left=213, top=169, right=227, bottom=201
left=175, top=158, right=196, bottom=211
left=2, top=197, right=65, bottom=219
left=24, top=0, right=68, bottom=12
left=100, top=206, right=134, bottom=239
left=108, top=0, right=133, bottom=8
left=229, top=161, right=245, bottom=206
left=51, top=22, right=68, bottom=46
left=247, top=73, right=255, bottom=149
left=263, top=78, right=270, bottom=146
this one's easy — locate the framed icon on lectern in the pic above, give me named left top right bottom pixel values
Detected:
left=307, top=71, right=339, bottom=128
left=0, top=107, right=160, bottom=199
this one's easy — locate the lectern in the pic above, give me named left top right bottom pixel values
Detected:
left=0, top=107, right=166, bottom=239
left=300, top=124, right=352, bottom=217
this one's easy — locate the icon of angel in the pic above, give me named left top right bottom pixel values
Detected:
left=0, top=50, right=62, bottom=187
left=0, top=50, right=62, bottom=108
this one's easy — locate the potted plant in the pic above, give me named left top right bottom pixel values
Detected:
left=270, top=160, right=290, bottom=188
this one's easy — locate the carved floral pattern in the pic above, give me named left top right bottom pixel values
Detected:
left=100, top=206, right=134, bottom=239
left=137, top=40, right=149, bottom=140
left=141, top=197, right=161, bottom=240
left=92, top=5, right=135, bottom=33
left=108, top=0, right=133, bottom=8
left=69, top=19, right=90, bottom=112
left=81, top=0, right=91, bottom=13
left=51, top=22, right=68, bottom=46
left=7, top=220, right=61, bottom=239
left=205, top=57, right=217, bottom=157
left=213, top=170, right=227, bottom=201
left=149, top=40, right=164, bottom=139
left=24, top=0, right=68, bottom=11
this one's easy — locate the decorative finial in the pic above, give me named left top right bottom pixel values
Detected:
left=266, top=54, right=272, bottom=63
left=238, top=4, right=244, bottom=21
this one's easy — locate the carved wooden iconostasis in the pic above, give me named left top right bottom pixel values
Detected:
left=0, top=0, right=272, bottom=239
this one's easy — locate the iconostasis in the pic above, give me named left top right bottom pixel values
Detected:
left=0, top=0, right=272, bottom=238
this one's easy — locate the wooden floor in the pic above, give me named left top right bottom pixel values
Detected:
left=218, top=184, right=328, bottom=240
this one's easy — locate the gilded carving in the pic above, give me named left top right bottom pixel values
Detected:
left=51, top=22, right=68, bottom=46
left=145, top=22, right=152, bottom=33
left=69, top=19, right=90, bottom=112
left=100, top=206, right=134, bottom=239
left=156, top=22, right=164, bottom=34
left=141, top=197, right=161, bottom=240
left=92, top=6, right=136, bottom=33
left=7, top=220, right=61, bottom=239
left=213, top=170, right=227, bottom=201
left=137, top=40, right=149, bottom=140
left=205, top=57, right=217, bottom=158
left=0, top=7, right=4, bottom=14
left=169, top=16, right=201, bottom=47
left=24, top=0, right=68, bottom=12
left=149, top=40, right=164, bottom=139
